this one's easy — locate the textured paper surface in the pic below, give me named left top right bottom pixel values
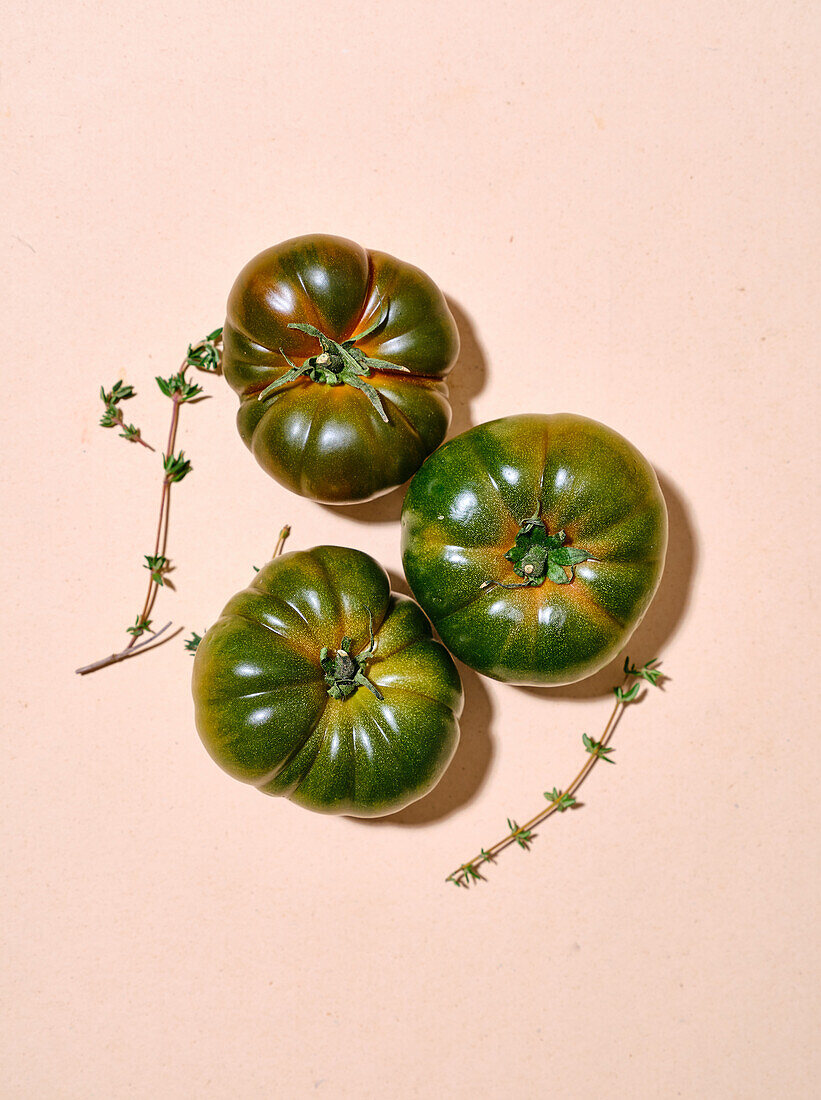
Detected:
left=3, top=2, right=819, bottom=1096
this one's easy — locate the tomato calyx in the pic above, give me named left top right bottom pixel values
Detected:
left=255, top=308, right=410, bottom=423
left=320, top=620, right=384, bottom=701
left=481, top=513, right=592, bottom=591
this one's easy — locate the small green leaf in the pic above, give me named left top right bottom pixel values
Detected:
left=549, top=547, right=573, bottom=566
left=178, top=381, right=202, bottom=401
left=156, top=373, right=202, bottom=401
left=101, top=380, right=135, bottom=406
left=583, top=733, right=616, bottom=762
left=336, top=342, right=371, bottom=378
left=546, top=560, right=570, bottom=584
left=257, top=353, right=310, bottom=401
left=347, top=375, right=390, bottom=422
left=163, top=451, right=192, bottom=482
left=507, top=818, right=534, bottom=848
left=349, top=300, right=390, bottom=342
left=287, top=321, right=327, bottom=342
left=544, top=787, right=576, bottom=811
left=143, top=554, right=169, bottom=585
left=519, top=512, right=544, bottom=534
left=185, top=631, right=204, bottom=654
left=614, top=682, right=641, bottom=703
left=624, top=657, right=663, bottom=685
left=563, top=547, right=590, bottom=565
left=185, top=330, right=223, bottom=372
left=358, top=355, right=410, bottom=374
left=638, top=658, right=663, bottom=686
left=112, top=380, right=134, bottom=401
left=353, top=669, right=384, bottom=700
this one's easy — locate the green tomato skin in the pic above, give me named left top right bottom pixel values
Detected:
left=191, top=546, right=463, bottom=817
left=400, top=414, right=668, bottom=687
left=222, top=234, right=459, bottom=504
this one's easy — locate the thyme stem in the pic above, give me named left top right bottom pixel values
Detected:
left=134, top=394, right=181, bottom=635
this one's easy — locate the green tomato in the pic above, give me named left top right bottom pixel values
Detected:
left=192, top=546, right=463, bottom=816
left=222, top=234, right=459, bottom=504
left=400, top=414, right=667, bottom=686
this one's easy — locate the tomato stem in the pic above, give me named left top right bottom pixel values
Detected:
left=320, top=615, right=383, bottom=700
left=273, top=526, right=291, bottom=558
left=481, top=512, right=592, bottom=591
left=256, top=317, right=409, bottom=423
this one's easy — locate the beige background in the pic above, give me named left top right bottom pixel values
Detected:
left=3, top=2, right=819, bottom=1097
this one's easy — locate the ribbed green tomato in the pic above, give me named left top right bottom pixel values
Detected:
left=191, top=546, right=463, bottom=817
left=401, top=414, right=667, bottom=686
left=222, top=234, right=459, bottom=504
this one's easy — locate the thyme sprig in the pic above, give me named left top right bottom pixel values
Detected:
left=75, top=328, right=223, bottom=676
left=446, top=657, right=665, bottom=887
left=99, top=380, right=153, bottom=449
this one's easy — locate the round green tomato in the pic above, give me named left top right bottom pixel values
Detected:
left=222, top=234, right=459, bottom=504
left=400, top=414, right=667, bottom=687
left=192, top=546, right=463, bottom=817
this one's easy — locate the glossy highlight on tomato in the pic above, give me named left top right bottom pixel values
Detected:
left=222, top=234, right=460, bottom=504
left=401, top=414, right=668, bottom=686
left=192, top=546, right=463, bottom=816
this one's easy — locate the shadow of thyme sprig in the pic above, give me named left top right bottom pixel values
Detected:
left=446, top=657, right=666, bottom=888
left=76, top=328, right=224, bottom=675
